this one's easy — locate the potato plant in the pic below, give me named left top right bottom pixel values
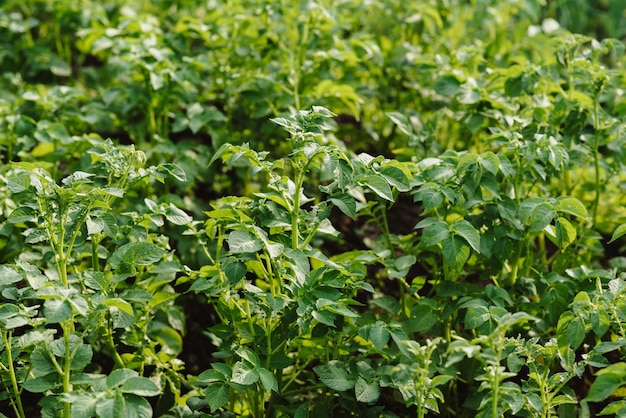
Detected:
left=2, top=1, right=626, bottom=417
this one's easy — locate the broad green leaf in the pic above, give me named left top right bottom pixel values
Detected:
left=157, top=163, right=187, bottom=182
left=555, top=196, right=588, bottom=219
left=165, top=204, right=193, bottom=225
left=109, top=242, right=166, bottom=270
left=231, top=361, right=259, bottom=386
left=529, top=202, right=555, bottom=233
left=71, top=344, right=93, bottom=371
left=586, top=372, right=626, bottom=402
left=223, top=260, right=247, bottom=284
left=205, top=383, right=230, bottom=412
left=94, top=393, right=125, bottom=418
left=148, top=325, right=182, bottom=354
left=31, top=349, right=55, bottom=373
left=362, top=175, right=394, bottom=201
left=387, top=112, right=414, bottom=137
left=314, top=361, right=355, bottom=391
left=61, top=393, right=96, bottom=418
left=317, top=298, right=359, bottom=318
left=107, top=369, right=138, bottom=388
left=369, top=321, right=390, bottom=350
left=372, top=296, right=401, bottom=314
left=395, top=255, right=415, bottom=271
left=236, top=348, right=261, bottom=368
left=479, top=151, right=500, bottom=175
left=419, top=219, right=449, bottom=247
left=355, top=377, right=380, bottom=403
left=609, top=223, right=626, bottom=244
left=44, top=299, right=72, bottom=323
left=434, top=74, right=462, bottom=96
left=330, top=193, right=357, bottom=219
left=227, top=230, right=263, bottom=253
left=566, top=317, right=585, bottom=350
left=0, top=266, right=23, bottom=285
left=23, top=375, right=57, bottom=393
left=452, top=219, right=481, bottom=253
left=7, top=206, right=36, bottom=224
left=408, top=303, right=437, bottom=332
left=259, top=368, right=278, bottom=392
left=442, top=236, right=470, bottom=271
left=465, top=305, right=490, bottom=329
left=120, top=377, right=160, bottom=397
left=598, top=400, right=626, bottom=416
left=555, top=217, right=577, bottom=249
left=123, top=394, right=153, bottom=418
left=378, top=166, right=410, bottom=191
left=415, top=183, right=444, bottom=211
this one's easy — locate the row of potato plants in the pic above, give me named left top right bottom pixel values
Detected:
left=2, top=0, right=626, bottom=417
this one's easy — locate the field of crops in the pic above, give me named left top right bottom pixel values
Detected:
left=2, top=1, right=626, bottom=417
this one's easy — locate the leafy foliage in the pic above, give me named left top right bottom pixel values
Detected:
left=1, top=0, right=626, bottom=417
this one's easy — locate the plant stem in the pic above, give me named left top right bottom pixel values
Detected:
left=3, top=331, right=26, bottom=418
left=591, top=97, right=601, bottom=227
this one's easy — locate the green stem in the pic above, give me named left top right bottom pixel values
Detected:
left=291, top=173, right=305, bottom=249
left=3, top=331, right=26, bottom=418
left=591, top=98, right=601, bottom=227
left=62, top=321, right=72, bottom=418
left=107, top=314, right=125, bottom=369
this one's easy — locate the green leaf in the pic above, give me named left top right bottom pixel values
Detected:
left=236, top=348, right=261, bottom=368
left=61, top=393, right=97, bottom=418
left=23, top=375, right=57, bottom=393
left=259, top=368, right=278, bottom=392
left=44, top=299, right=72, bottom=323
left=555, top=217, right=577, bottom=249
left=566, top=317, right=585, bottom=350
left=362, top=175, right=394, bottom=201
left=434, top=74, right=462, bottom=96
left=120, top=377, right=161, bottom=397
left=408, top=303, right=437, bottom=332
left=122, top=394, right=153, bottom=418
left=317, top=298, right=359, bottom=318
left=355, top=377, right=380, bottom=403
left=415, top=183, right=444, bottom=211
left=419, top=219, right=449, bottom=247
left=369, top=321, right=390, bottom=350
left=165, top=204, right=193, bottom=225
left=465, top=305, right=490, bottom=329
left=71, top=344, right=93, bottom=371
left=227, top=230, right=263, bottom=253
left=555, top=196, right=588, bottom=219
left=330, top=193, right=357, bottom=219
left=587, top=372, right=626, bottom=403
left=314, top=361, right=355, bottom=391
left=95, top=393, right=125, bottom=418
left=452, top=219, right=481, bottom=253
left=0, top=266, right=23, bottom=286
left=157, top=163, right=187, bottom=182
left=223, top=259, right=247, bottom=284
left=7, top=206, right=36, bottom=224
left=378, top=166, right=410, bottom=191
left=387, top=112, right=415, bottom=137
left=442, top=236, right=470, bottom=271
left=529, top=202, right=555, bottom=233
left=231, top=361, right=259, bottom=386
left=103, top=298, right=135, bottom=328
left=109, top=242, right=166, bottom=270
left=107, top=369, right=138, bottom=388
left=205, top=383, right=230, bottom=412
left=609, top=223, right=626, bottom=244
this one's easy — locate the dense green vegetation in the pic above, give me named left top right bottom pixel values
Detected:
left=2, top=0, right=626, bottom=417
